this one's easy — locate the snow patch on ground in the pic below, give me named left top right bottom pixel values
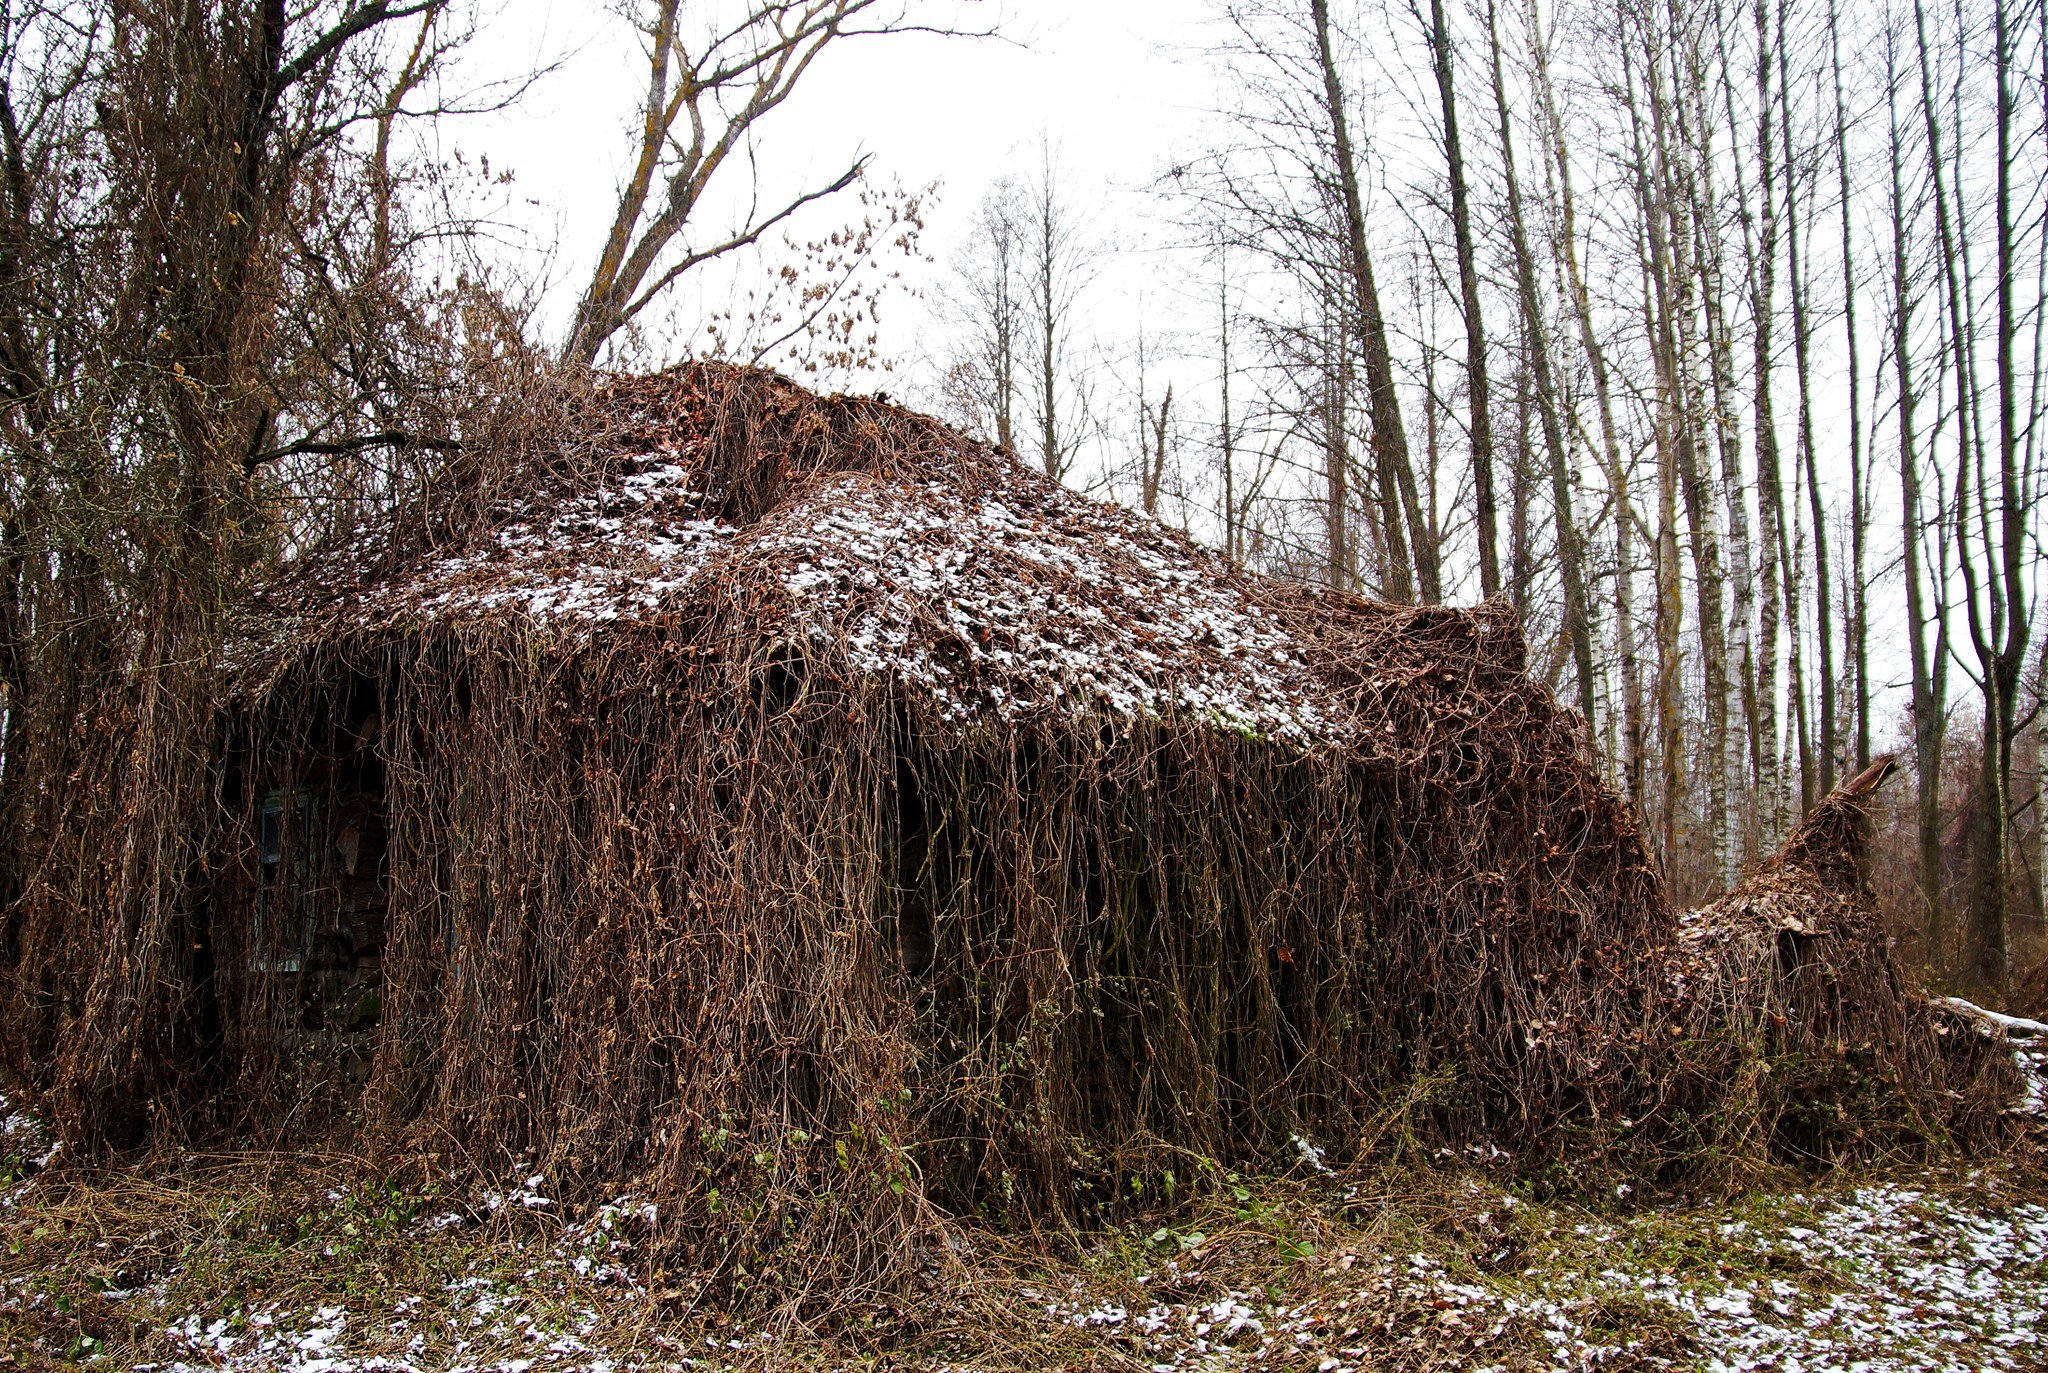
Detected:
left=106, top=1184, right=663, bottom=1372
left=1662, top=1183, right=2048, bottom=1371
left=11, top=1102, right=2043, bottom=1371
left=0, top=1086, right=55, bottom=1209
left=1041, top=1181, right=2048, bottom=1373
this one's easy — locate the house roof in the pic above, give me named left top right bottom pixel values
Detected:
left=257, top=365, right=1472, bottom=747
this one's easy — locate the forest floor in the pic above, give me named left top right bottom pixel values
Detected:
left=2, top=1093, right=2044, bottom=1373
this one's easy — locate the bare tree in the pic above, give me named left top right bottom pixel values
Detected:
left=0, top=0, right=521, bottom=1146
left=560, top=0, right=970, bottom=366
left=946, top=179, right=1027, bottom=448
left=1619, top=14, right=1691, bottom=878
left=1829, top=0, right=1872, bottom=775
left=1165, top=0, right=2047, bottom=923
left=1021, top=147, right=1101, bottom=484
left=1311, top=0, right=1437, bottom=600
left=1691, top=0, right=1761, bottom=882
left=1529, top=0, right=1647, bottom=814
left=1135, top=337, right=1177, bottom=518
left=1663, top=5, right=1734, bottom=887
left=1217, top=244, right=1246, bottom=558
left=1953, top=0, right=2035, bottom=998
left=1425, top=0, right=1503, bottom=598
left=1884, top=14, right=1950, bottom=954
left=1776, top=0, right=1836, bottom=802
left=1487, top=0, right=1593, bottom=722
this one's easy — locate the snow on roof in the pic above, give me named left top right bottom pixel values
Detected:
left=349, top=453, right=736, bottom=626
left=284, top=372, right=1350, bottom=745
left=750, top=472, right=1339, bottom=743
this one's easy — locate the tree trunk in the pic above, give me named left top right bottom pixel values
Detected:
left=1829, top=0, right=1871, bottom=774
left=1663, top=23, right=1732, bottom=890
left=1038, top=194, right=1062, bottom=482
left=1219, top=252, right=1239, bottom=561
left=1958, top=0, right=2030, bottom=1000
left=1700, top=0, right=1761, bottom=878
left=1777, top=4, right=1836, bottom=800
left=1625, top=38, right=1689, bottom=884
left=1324, top=330, right=1354, bottom=591
left=1311, top=0, right=1432, bottom=601
left=1491, top=0, right=1593, bottom=723
left=1431, top=0, right=1502, bottom=599
left=1531, top=0, right=1644, bottom=811
left=1912, top=0, right=1988, bottom=976
left=1745, top=0, right=1790, bottom=852
left=1888, top=26, right=1949, bottom=960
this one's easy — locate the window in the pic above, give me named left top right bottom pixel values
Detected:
left=254, top=790, right=315, bottom=972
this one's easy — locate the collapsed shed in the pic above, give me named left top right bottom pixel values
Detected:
left=39, top=363, right=2010, bottom=1285
left=212, top=365, right=1657, bottom=1219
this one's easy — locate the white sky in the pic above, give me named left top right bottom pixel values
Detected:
left=455, top=0, right=1223, bottom=369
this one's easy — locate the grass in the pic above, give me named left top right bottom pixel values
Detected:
left=1, top=1096, right=2044, bottom=1372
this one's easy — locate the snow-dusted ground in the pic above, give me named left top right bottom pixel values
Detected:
left=1044, top=1179, right=2048, bottom=1373
left=16, top=1176, right=2039, bottom=1373
left=3, top=1086, right=2044, bottom=1371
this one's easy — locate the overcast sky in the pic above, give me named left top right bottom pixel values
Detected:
left=453, top=1, right=1224, bottom=376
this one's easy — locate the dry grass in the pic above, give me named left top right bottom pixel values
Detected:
left=2, top=1111, right=2044, bottom=1372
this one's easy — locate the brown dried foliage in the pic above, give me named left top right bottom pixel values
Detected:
left=4, top=365, right=2019, bottom=1302
left=1661, top=757, right=2019, bottom=1177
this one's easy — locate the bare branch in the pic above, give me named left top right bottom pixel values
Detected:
left=244, top=429, right=464, bottom=475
